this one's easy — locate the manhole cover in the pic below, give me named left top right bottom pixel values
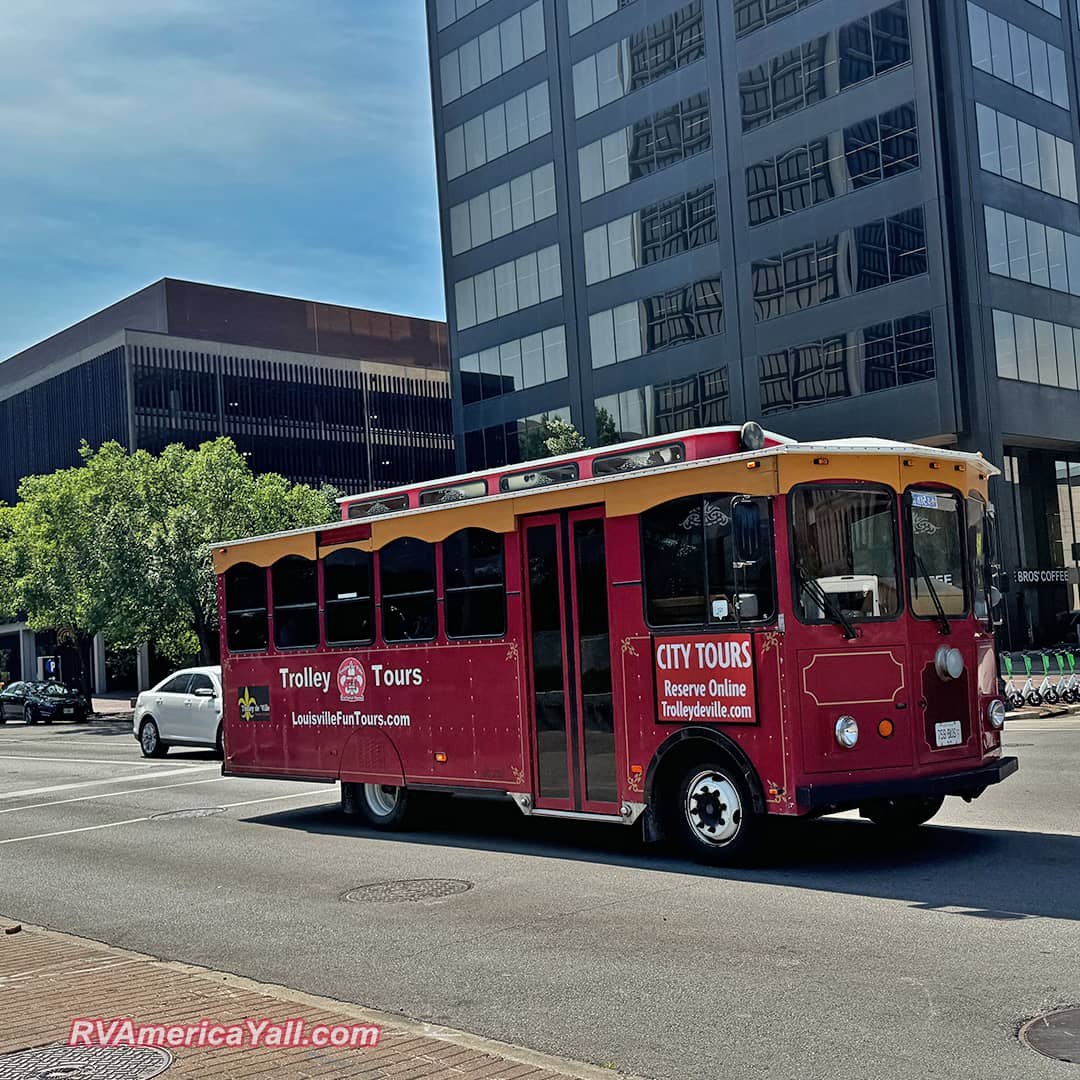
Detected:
left=343, top=879, right=473, bottom=903
left=1020, top=1005, right=1080, bottom=1063
left=150, top=807, right=224, bottom=820
left=0, top=1042, right=172, bottom=1079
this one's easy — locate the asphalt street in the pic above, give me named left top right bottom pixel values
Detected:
left=1, top=713, right=1077, bottom=1080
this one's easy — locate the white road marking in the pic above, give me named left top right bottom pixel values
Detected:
left=0, top=789, right=335, bottom=846
left=0, top=776, right=229, bottom=815
left=0, top=765, right=220, bottom=801
left=0, top=755, right=211, bottom=767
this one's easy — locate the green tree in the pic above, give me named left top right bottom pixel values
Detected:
left=0, top=438, right=339, bottom=680
left=126, top=438, right=339, bottom=663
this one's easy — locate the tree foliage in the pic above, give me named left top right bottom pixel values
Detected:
left=0, top=439, right=338, bottom=675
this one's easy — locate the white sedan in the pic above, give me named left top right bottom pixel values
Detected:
left=132, top=666, right=223, bottom=757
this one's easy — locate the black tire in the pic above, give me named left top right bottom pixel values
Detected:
left=1006, top=691, right=1023, bottom=711
left=139, top=718, right=168, bottom=758
left=214, top=723, right=224, bottom=759
left=862, top=795, right=944, bottom=830
left=1026, top=690, right=1042, bottom=707
left=663, top=758, right=763, bottom=865
left=24, top=706, right=37, bottom=726
left=345, top=781, right=412, bottom=830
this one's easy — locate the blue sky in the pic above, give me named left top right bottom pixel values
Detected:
left=0, top=0, right=446, bottom=359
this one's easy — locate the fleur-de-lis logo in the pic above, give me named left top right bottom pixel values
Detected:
left=238, top=688, right=257, bottom=722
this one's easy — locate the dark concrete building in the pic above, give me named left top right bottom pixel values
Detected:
left=425, top=0, right=1080, bottom=647
left=0, top=279, right=454, bottom=504
left=0, top=280, right=454, bottom=688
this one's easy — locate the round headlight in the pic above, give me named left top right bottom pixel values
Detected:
left=935, top=646, right=964, bottom=681
left=835, top=715, right=859, bottom=749
left=987, top=699, right=1006, bottom=729
left=739, top=420, right=765, bottom=452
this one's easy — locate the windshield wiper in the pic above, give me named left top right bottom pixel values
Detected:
left=914, top=553, right=951, bottom=636
left=796, top=561, right=857, bottom=640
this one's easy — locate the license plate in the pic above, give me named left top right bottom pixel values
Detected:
left=935, top=720, right=962, bottom=748
left=63, top=707, right=74, bottom=715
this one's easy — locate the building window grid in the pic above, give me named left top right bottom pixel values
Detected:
left=975, top=103, right=1078, bottom=203
left=747, top=103, right=920, bottom=227
left=584, top=184, right=717, bottom=285
left=445, top=82, right=551, bottom=181
left=463, top=406, right=573, bottom=471
left=568, top=0, right=639, bottom=35
left=578, top=92, right=710, bottom=202
left=594, top=366, right=729, bottom=443
left=440, top=2, right=545, bottom=105
left=984, top=204, right=1080, bottom=295
left=454, top=244, right=562, bottom=331
left=739, top=1, right=912, bottom=133
left=436, top=0, right=493, bottom=31
left=734, top=0, right=824, bottom=39
left=751, top=206, right=928, bottom=323
left=967, top=3, right=1069, bottom=111
left=449, top=163, right=557, bottom=256
left=758, top=311, right=935, bottom=415
left=993, top=308, right=1080, bottom=388
left=572, top=1, right=705, bottom=119
left=589, top=277, right=724, bottom=369
left=460, top=325, right=569, bottom=403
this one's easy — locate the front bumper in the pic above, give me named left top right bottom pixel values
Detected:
left=796, top=756, right=1018, bottom=811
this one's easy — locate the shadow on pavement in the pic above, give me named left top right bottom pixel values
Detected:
left=247, top=795, right=1080, bottom=923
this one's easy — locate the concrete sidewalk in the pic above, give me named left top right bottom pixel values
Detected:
left=1, top=920, right=625, bottom=1080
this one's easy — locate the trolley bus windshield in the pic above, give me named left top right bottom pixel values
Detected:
left=790, top=486, right=900, bottom=625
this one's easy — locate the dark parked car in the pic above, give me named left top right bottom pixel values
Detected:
left=0, top=681, right=91, bottom=724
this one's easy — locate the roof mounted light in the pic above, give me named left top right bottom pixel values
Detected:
left=740, top=421, right=765, bottom=452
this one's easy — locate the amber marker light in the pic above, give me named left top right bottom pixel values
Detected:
left=813, top=457, right=829, bottom=465
left=434, top=752, right=447, bottom=763
left=878, top=718, right=895, bottom=739
left=746, top=460, right=761, bottom=470
left=630, top=764, right=643, bottom=776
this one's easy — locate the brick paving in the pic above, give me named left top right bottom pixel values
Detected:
left=1, top=921, right=616, bottom=1080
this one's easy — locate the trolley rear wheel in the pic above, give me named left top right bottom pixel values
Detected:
left=343, top=781, right=412, bottom=830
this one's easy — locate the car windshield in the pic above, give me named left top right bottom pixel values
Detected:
left=790, top=486, right=900, bottom=622
left=33, top=682, right=72, bottom=696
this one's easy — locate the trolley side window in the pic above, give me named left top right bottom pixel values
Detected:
left=642, top=494, right=775, bottom=627
left=324, top=548, right=374, bottom=646
left=967, top=494, right=993, bottom=624
left=224, top=562, right=268, bottom=653
left=272, top=555, right=319, bottom=649
left=790, top=486, right=900, bottom=623
left=380, top=538, right=437, bottom=642
left=347, top=494, right=409, bottom=519
left=443, top=528, right=507, bottom=639
left=907, top=490, right=968, bottom=618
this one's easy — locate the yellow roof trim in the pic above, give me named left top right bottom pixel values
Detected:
left=213, top=532, right=316, bottom=574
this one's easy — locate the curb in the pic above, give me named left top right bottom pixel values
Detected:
left=2, top=918, right=644, bottom=1080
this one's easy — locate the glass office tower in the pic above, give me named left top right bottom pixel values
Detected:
left=426, top=0, right=1080, bottom=648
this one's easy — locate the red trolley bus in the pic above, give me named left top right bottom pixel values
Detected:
left=212, top=424, right=1016, bottom=863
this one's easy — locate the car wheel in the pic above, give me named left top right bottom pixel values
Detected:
left=664, top=759, right=763, bottom=866
left=139, top=718, right=168, bottom=758
left=861, top=795, right=944, bottom=830
left=349, top=782, right=412, bottom=830
left=214, top=723, right=224, bottom=759
left=24, top=706, right=38, bottom=726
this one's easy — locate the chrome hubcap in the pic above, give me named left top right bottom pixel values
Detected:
left=364, top=783, right=400, bottom=817
left=685, top=770, right=741, bottom=845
